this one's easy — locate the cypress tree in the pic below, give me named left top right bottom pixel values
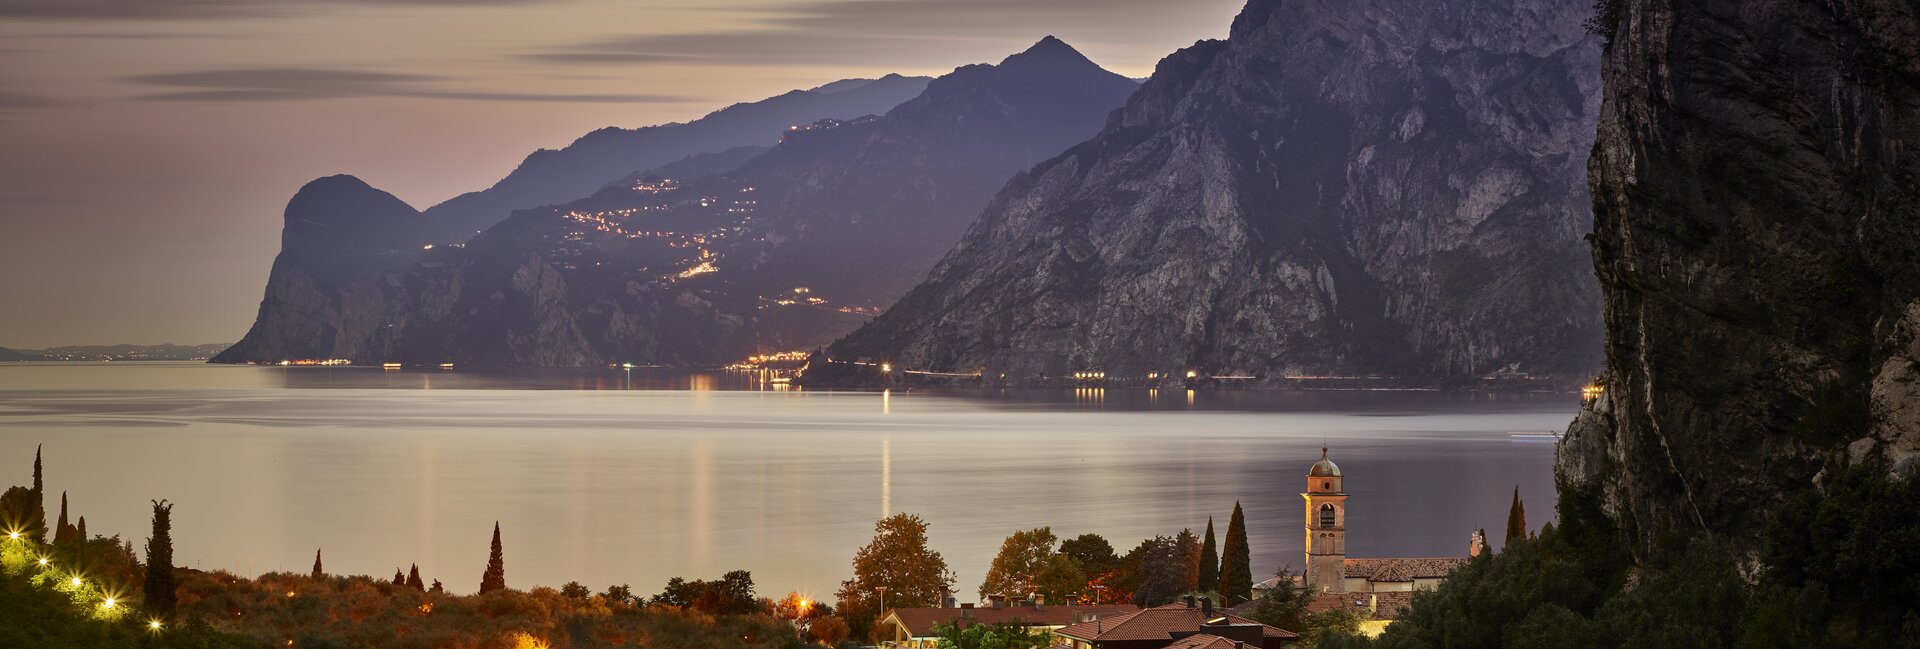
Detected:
left=479, top=522, right=506, bottom=593
left=1198, top=516, right=1220, bottom=593
left=1505, top=487, right=1528, bottom=544
left=75, top=516, right=86, bottom=541
left=54, top=491, right=72, bottom=545
left=1219, top=501, right=1252, bottom=604
left=144, top=500, right=176, bottom=620
left=407, top=564, right=425, bottom=591
left=393, top=568, right=406, bottom=586
left=312, top=549, right=323, bottom=579
left=29, top=445, right=45, bottom=543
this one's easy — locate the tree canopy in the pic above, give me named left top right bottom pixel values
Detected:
left=977, top=527, right=1057, bottom=600
left=836, top=513, right=956, bottom=640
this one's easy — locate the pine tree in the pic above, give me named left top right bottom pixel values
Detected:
left=479, top=522, right=506, bottom=593
left=312, top=549, right=323, bottom=579
left=1198, top=516, right=1220, bottom=593
left=1219, top=501, right=1253, bottom=605
left=1505, top=487, right=1528, bottom=544
left=144, top=500, right=177, bottom=620
left=407, top=564, right=425, bottom=591
left=393, top=568, right=406, bottom=586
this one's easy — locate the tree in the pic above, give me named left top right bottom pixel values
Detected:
left=1198, top=517, right=1220, bottom=594
left=144, top=499, right=176, bottom=620
left=1060, top=534, right=1119, bottom=578
left=479, top=521, right=506, bottom=593
left=30, top=445, right=44, bottom=544
left=1506, top=487, right=1529, bottom=545
left=930, top=621, right=1052, bottom=649
left=776, top=591, right=822, bottom=620
left=654, top=570, right=761, bottom=615
left=1032, top=554, right=1086, bottom=603
left=393, top=568, right=406, bottom=586
left=977, top=527, right=1057, bottom=600
left=1174, top=528, right=1202, bottom=593
left=74, top=516, right=84, bottom=541
left=53, top=491, right=75, bottom=545
left=407, top=564, right=426, bottom=591
left=311, top=549, right=323, bottom=579
left=1220, top=501, right=1253, bottom=604
left=1129, top=536, right=1184, bottom=607
left=809, top=615, right=850, bottom=646
left=561, top=581, right=590, bottom=600
left=835, top=513, right=956, bottom=640
left=605, top=583, right=634, bottom=604
left=1241, top=567, right=1313, bottom=631
left=430, top=579, right=444, bottom=594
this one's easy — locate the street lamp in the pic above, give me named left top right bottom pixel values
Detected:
left=1092, top=584, right=1107, bottom=605
left=875, top=586, right=889, bottom=614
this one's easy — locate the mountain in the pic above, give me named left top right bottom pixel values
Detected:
left=0, top=347, right=28, bottom=362
left=217, top=38, right=1140, bottom=367
left=218, top=76, right=927, bottom=365
left=420, top=75, right=931, bottom=239
left=1558, top=0, right=1920, bottom=564
left=818, top=0, right=1604, bottom=386
left=33, top=344, right=231, bottom=361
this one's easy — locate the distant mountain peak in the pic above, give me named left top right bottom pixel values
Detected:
left=1001, top=35, right=1097, bottom=68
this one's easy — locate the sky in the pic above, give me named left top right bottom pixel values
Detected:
left=0, top=0, right=1244, bottom=349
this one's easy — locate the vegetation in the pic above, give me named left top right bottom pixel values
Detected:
left=480, top=522, right=507, bottom=594
left=1126, top=535, right=1186, bottom=607
left=1322, top=465, right=1920, bottom=649
left=651, top=570, right=760, bottom=615
left=1505, top=487, right=1528, bottom=545
left=834, top=513, right=956, bottom=640
left=977, top=527, right=1057, bottom=600
left=929, top=620, right=1051, bottom=649
left=1198, top=517, right=1219, bottom=594
left=146, top=499, right=177, bottom=621
left=1239, top=567, right=1362, bottom=647
left=1220, top=501, right=1253, bottom=604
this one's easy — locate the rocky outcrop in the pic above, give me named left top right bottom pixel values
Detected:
left=821, top=0, right=1605, bottom=385
left=1558, top=0, right=1920, bottom=566
left=220, top=39, right=1139, bottom=367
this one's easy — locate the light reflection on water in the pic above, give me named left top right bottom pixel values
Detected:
left=0, top=363, right=1573, bottom=598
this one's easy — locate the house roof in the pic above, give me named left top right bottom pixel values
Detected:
left=1163, top=634, right=1255, bottom=649
left=1053, top=603, right=1298, bottom=642
left=1307, top=591, right=1418, bottom=621
left=884, top=604, right=1138, bottom=636
left=1341, top=557, right=1468, bottom=582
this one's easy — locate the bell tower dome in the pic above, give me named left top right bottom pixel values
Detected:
left=1303, top=447, right=1347, bottom=593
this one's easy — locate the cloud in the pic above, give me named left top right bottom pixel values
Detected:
left=527, top=0, right=1239, bottom=68
left=126, top=67, right=694, bottom=104
left=0, top=0, right=563, bottom=21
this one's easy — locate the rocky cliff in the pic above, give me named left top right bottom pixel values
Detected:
left=821, top=0, right=1605, bottom=385
left=1558, top=0, right=1920, bottom=565
left=219, top=39, right=1139, bottom=367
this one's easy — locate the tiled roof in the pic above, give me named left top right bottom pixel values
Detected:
left=885, top=605, right=1138, bottom=636
left=1342, top=557, right=1468, bottom=582
left=1163, top=634, right=1252, bottom=649
left=1307, top=591, right=1418, bottom=621
left=1053, top=603, right=1298, bottom=642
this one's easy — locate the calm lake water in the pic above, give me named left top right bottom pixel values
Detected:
left=0, top=362, right=1572, bottom=600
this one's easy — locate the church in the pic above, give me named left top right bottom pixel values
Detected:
left=1294, top=448, right=1475, bottom=634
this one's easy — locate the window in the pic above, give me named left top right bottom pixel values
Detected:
left=1319, top=503, right=1337, bottom=528
left=1324, top=480, right=1332, bottom=491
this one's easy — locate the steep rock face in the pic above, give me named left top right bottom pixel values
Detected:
left=213, top=176, right=425, bottom=363
left=225, top=39, right=1138, bottom=367
left=420, top=75, right=931, bottom=238
left=825, top=0, right=1604, bottom=384
left=1558, top=0, right=1920, bottom=565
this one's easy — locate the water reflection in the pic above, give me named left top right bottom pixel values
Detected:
left=0, top=363, right=1577, bottom=599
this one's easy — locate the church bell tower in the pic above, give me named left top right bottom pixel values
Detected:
left=1303, top=447, right=1347, bottom=593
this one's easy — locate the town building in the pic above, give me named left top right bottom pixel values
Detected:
left=1052, top=598, right=1297, bottom=649
left=877, top=598, right=1136, bottom=648
left=1293, top=447, right=1473, bottom=635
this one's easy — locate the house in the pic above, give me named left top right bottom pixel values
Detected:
left=1052, top=599, right=1298, bottom=649
left=1305, top=591, right=1417, bottom=638
left=877, top=598, right=1137, bottom=648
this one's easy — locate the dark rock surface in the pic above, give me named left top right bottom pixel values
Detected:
left=1558, top=0, right=1920, bottom=566
left=822, top=0, right=1605, bottom=386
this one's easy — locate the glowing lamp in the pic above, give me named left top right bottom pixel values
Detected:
left=37, top=557, right=49, bottom=566
left=103, top=597, right=116, bottom=609
left=150, top=620, right=163, bottom=630
left=6, top=531, right=17, bottom=540
left=71, top=577, right=83, bottom=587
left=880, top=363, right=892, bottom=372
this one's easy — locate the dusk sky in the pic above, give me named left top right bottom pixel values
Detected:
left=0, top=0, right=1242, bottom=348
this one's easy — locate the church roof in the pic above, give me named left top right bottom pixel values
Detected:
left=1342, top=557, right=1469, bottom=581
left=1309, top=447, right=1341, bottom=477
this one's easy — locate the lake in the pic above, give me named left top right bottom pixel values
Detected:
left=0, top=362, right=1572, bottom=602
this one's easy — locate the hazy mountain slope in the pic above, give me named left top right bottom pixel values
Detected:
left=822, top=0, right=1604, bottom=385
left=420, top=75, right=931, bottom=238
left=1559, top=0, right=1920, bottom=563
